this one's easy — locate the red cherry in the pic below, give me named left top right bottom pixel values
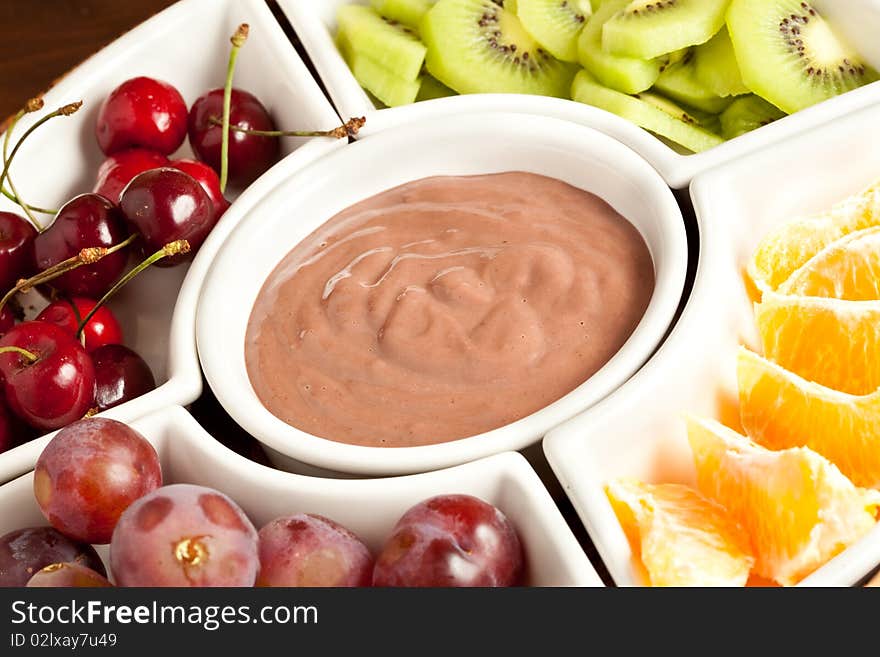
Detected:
left=36, top=297, right=123, bottom=353
left=95, top=77, right=188, bottom=156
left=119, top=168, right=215, bottom=266
left=34, top=194, right=130, bottom=298
left=92, top=344, right=156, bottom=411
left=187, top=88, right=279, bottom=188
left=0, top=211, right=37, bottom=292
left=170, top=158, right=230, bottom=219
left=0, top=321, right=95, bottom=431
left=93, top=148, right=169, bottom=203
left=0, top=305, right=15, bottom=336
left=0, top=394, right=22, bottom=455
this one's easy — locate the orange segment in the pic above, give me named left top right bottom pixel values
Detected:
left=755, top=290, right=880, bottom=396
left=605, top=479, right=754, bottom=587
left=687, top=415, right=880, bottom=586
left=738, top=348, right=880, bottom=489
left=746, top=181, right=880, bottom=294
left=778, top=226, right=880, bottom=300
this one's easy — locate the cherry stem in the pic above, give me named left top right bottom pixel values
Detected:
left=208, top=115, right=366, bottom=140
left=0, top=100, right=82, bottom=217
left=220, top=23, right=249, bottom=194
left=2, top=98, right=51, bottom=229
left=0, top=345, right=38, bottom=362
left=76, top=239, right=190, bottom=338
left=0, top=233, right=137, bottom=315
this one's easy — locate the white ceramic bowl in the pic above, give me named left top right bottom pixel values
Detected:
left=196, top=111, right=687, bottom=477
left=0, top=406, right=602, bottom=587
left=543, top=101, right=880, bottom=587
left=0, top=0, right=344, bottom=483
left=277, top=0, right=880, bottom=188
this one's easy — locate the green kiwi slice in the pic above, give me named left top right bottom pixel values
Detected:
left=578, top=0, right=662, bottom=94
left=337, top=31, right=423, bottom=107
left=571, top=70, right=724, bottom=152
left=719, top=94, right=786, bottom=139
left=727, top=0, right=878, bottom=114
left=370, top=0, right=435, bottom=29
left=652, top=50, right=732, bottom=113
left=417, top=75, right=458, bottom=100
left=337, top=5, right=427, bottom=81
left=693, top=27, right=749, bottom=97
left=602, top=0, right=731, bottom=60
left=421, top=0, right=577, bottom=96
left=516, top=0, right=593, bottom=62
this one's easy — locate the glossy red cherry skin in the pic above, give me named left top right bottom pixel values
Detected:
left=95, top=77, right=188, bottom=156
left=0, top=306, right=15, bottom=336
left=93, top=148, right=169, bottom=203
left=34, top=194, right=130, bottom=298
left=0, top=211, right=37, bottom=292
left=92, top=344, right=156, bottom=411
left=36, top=297, right=123, bottom=353
left=119, top=168, right=215, bottom=266
left=171, top=158, right=230, bottom=219
left=187, top=88, right=279, bottom=188
left=0, top=321, right=95, bottom=431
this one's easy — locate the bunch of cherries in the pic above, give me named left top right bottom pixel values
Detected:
left=0, top=24, right=361, bottom=455
left=0, top=417, right=524, bottom=587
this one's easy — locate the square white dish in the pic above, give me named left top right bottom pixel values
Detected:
left=543, top=101, right=880, bottom=586
left=276, top=0, right=880, bottom=188
left=0, top=0, right=344, bottom=483
left=0, top=406, right=602, bottom=587
left=196, top=111, right=687, bottom=477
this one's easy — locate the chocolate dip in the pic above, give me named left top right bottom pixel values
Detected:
left=245, top=172, right=655, bottom=447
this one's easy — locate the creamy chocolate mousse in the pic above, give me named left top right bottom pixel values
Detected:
left=245, top=172, right=655, bottom=447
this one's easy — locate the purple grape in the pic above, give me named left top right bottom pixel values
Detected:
left=372, top=495, right=524, bottom=587
left=257, top=514, right=373, bottom=587
left=27, top=562, right=112, bottom=587
left=110, top=484, right=258, bottom=587
left=0, top=526, right=106, bottom=587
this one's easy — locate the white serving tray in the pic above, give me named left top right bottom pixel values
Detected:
left=276, top=0, right=880, bottom=188
left=0, top=0, right=345, bottom=483
left=543, top=101, right=880, bottom=586
left=0, top=406, right=602, bottom=587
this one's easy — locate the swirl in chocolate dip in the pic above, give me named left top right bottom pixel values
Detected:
left=245, top=172, right=655, bottom=447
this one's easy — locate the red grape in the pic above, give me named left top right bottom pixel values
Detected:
left=27, top=562, right=112, bottom=587
left=257, top=514, right=373, bottom=587
left=110, top=484, right=258, bottom=587
left=372, top=495, right=524, bottom=587
left=34, top=418, right=162, bottom=544
left=0, top=526, right=105, bottom=587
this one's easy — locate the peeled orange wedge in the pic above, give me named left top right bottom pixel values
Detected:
left=605, top=479, right=754, bottom=587
left=755, top=290, right=880, bottom=396
left=687, top=415, right=880, bottom=586
left=738, top=348, right=880, bottom=489
left=747, top=181, right=880, bottom=295
left=778, top=227, right=880, bottom=300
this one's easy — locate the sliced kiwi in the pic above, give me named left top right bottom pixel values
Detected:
left=719, top=94, right=786, bottom=139
left=417, top=75, right=457, bottom=100
left=421, top=0, right=577, bottom=97
left=693, top=27, right=749, bottom=97
left=337, top=31, right=423, bottom=107
left=653, top=50, right=732, bottom=113
left=578, top=0, right=662, bottom=94
left=337, top=5, right=426, bottom=81
left=571, top=70, right=724, bottom=152
left=727, top=0, right=878, bottom=114
left=370, top=0, right=435, bottom=29
left=601, top=0, right=731, bottom=60
left=516, top=0, right=593, bottom=62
